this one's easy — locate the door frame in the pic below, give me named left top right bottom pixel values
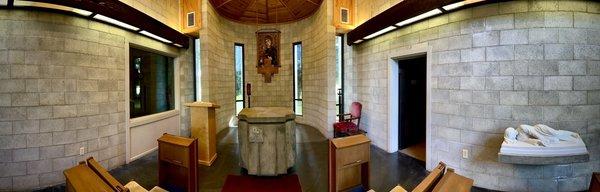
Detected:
left=387, top=44, right=433, bottom=170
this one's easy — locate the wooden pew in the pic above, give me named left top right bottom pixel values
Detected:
left=64, top=157, right=165, bottom=192
left=388, top=162, right=473, bottom=192
left=64, top=157, right=128, bottom=192
left=591, top=172, right=600, bottom=192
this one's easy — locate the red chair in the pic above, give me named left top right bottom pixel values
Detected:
left=333, top=102, right=363, bottom=138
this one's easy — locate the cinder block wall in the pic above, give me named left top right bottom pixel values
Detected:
left=0, top=10, right=193, bottom=190
left=347, top=1, right=600, bottom=191
left=199, top=0, right=337, bottom=136
left=119, top=0, right=181, bottom=30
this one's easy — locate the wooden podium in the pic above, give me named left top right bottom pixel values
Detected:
left=329, top=134, right=370, bottom=192
left=158, top=133, right=198, bottom=192
left=185, top=101, right=220, bottom=166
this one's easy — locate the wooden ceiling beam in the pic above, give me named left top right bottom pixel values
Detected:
left=209, top=0, right=323, bottom=24
left=277, top=0, right=297, bottom=17
left=216, top=0, right=233, bottom=8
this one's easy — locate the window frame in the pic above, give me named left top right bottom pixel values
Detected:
left=335, top=35, right=345, bottom=116
left=193, top=38, right=201, bottom=101
left=234, top=43, right=245, bottom=115
left=128, top=46, right=176, bottom=119
left=292, top=42, right=302, bottom=116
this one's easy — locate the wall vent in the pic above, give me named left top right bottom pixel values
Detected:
left=340, top=8, right=349, bottom=23
left=187, top=12, right=195, bottom=27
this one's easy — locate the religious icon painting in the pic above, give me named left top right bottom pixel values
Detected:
left=256, top=29, right=281, bottom=83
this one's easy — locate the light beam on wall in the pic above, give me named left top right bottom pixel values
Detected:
left=94, top=14, right=140, bottom=31
left=363, top=26, right=397, bottom=40
left=140, top=30, right=173, bottom=43
left=442, top=0, right=484, bottom=11
left=395, top=8, right=442, bottom=27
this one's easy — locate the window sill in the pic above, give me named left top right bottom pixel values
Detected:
left=130, top=110, right=180, bottom=127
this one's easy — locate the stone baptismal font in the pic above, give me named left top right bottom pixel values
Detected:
left=237, top=107, right=296, bottom=176
left=499, top=124, right=589, bottom=164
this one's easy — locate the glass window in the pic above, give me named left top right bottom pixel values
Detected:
left=293, top=42, right=302, bottom=115
left=235, top=43, right=245, bottom=115
left=194, top=38, right=201, bottom=101
left=129, top=47, right=175, bottom=118
left=335, top=35, right=344, bottom=117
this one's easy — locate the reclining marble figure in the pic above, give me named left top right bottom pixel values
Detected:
left=504, top=124, right=579, bottom=147
left=500, top=124, right=588, bottom=158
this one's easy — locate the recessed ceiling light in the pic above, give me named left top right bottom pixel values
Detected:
left=443, top=0, right=484, bottom=11
left=72, top=9, right=93, bottom=17
left=140, top=30, right=172, bottom=43
left=12, top=1, right=92, bottom=16
left=395, top=9, right=442, bottom=27
left=93, top=14, right=139, bottom=31
left=364, top=26, right=397, bottom=40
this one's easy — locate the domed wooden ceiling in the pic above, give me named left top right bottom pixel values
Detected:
left=209, top=0, right=324, bottom=24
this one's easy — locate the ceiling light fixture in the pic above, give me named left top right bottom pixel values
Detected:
left=363, top=26, right=396, bottom=40
left=12, top=1, right=92, bottom=16
left=140, top=30, right=172, bottom=43
left=442, top=0, right=484, bottom=11
left=173, top=43, right=183, bottom=48
left=93, top=14, right=139, bottom=31
left=72, top=9, right=93, bottom=17
left=353, top=39, right=364, bottom=44
left=395, top=8, right=442, bottom=27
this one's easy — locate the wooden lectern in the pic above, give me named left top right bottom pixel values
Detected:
left=328, top=134, right=370, bottom=192
left=184, top=101, right=220, bottom=166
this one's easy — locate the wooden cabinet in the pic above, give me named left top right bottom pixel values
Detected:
left=185, top=101, right=220, bottom=166
left=158, top=133, right=198, bottom=192
left=329, top=134, right=370, bottom=192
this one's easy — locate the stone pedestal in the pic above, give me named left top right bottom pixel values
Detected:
left=237, top=107, right=296, bottom=176
left=184, top=101, right=220, bottom=166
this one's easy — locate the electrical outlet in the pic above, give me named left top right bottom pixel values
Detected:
left=462, top=149, right=469, bottom=159
left=79, top=147, right=85, bottom=155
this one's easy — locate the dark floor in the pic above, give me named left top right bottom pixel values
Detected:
left=37, top=124, right=495, bottom=192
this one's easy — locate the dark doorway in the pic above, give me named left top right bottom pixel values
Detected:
left=397, top=56, right=426, bottom=161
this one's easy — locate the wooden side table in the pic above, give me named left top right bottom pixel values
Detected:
left=328, top=134, right=370, bottom=192
left=158, top=133, right=198, bottom=192
left=185, top=101, right=220, bottom=166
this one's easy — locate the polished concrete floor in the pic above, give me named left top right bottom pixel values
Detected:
left=38, top=124, right=494, bottom=192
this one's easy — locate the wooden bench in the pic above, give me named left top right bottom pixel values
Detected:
left=389, top=162, right=473, bottom=192
left=591, top=172, right=600, bottom=192
left=64, top=157, right=166, bottom=192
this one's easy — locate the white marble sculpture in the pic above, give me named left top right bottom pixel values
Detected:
left=500, top=124, right=588, bottom=158
left=504, top=124, right=580, bottom=147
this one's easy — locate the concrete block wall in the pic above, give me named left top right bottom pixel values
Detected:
left=355, top=0, right=403, bottom=26
left=120, top=0, right=181, bottom=30
left=199, top=0, right=337, bottom=136
left=348, top=1, right=600, bottom=191
left=0, top=9, right=191, bottom=190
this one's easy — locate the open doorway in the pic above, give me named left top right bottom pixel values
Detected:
left=396, top=56, right=426, bottom=161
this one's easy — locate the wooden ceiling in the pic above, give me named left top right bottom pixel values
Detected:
left=209, top=0, right=324, bottom=24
